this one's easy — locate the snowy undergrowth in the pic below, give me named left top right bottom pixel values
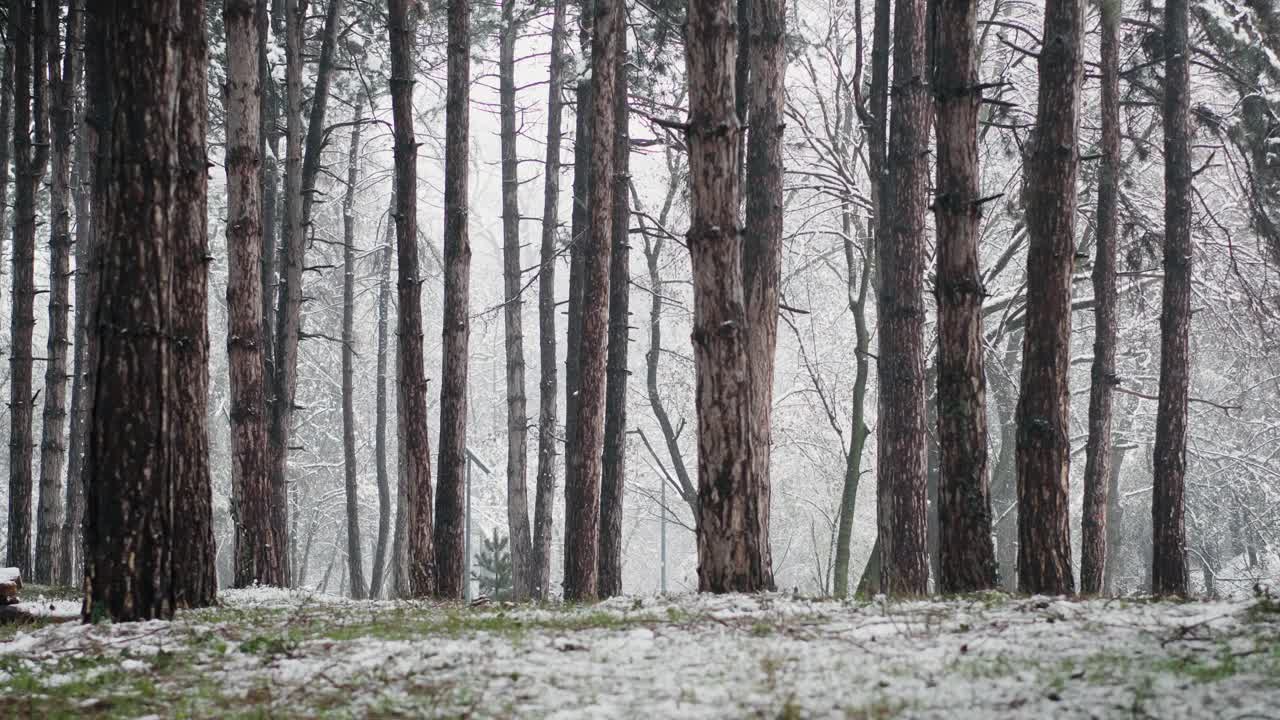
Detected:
left=2, top=587, right=1279, bottom=718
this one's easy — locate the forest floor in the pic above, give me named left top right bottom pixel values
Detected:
left=1, top=585, right=1278, bottom=719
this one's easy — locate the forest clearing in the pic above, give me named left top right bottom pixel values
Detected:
left=3, top=587, right=1280, bottom=718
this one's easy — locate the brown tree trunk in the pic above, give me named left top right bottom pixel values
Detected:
left=389, top=0, right=435, bottom=598
left=369, top=192, right=394, bottom=598
left=341, top=99, right=367, bottom=600
left=433, top=0, right=473, bottom=601
left=1152, top=0, right=1191, bottom=597
left=740, top=0, right=786, bottom=593
left=1079, top=0, right=1120, bottom=596
left=34, top=0, right=81, bottom=584
left=532, top=0, right=567, bottom=600
left=226, top=0, right=286, bottom=588
left=564, top=0, right=619, bottom=602
left=83, top=0, right=205, bottom=622
left=498, top=0, right=534, bottom=601
left=686, top=0, right=768, bottom=593
left=563, top=73, right=589, bottom=582
left=1015, top=0, right=1083, bottom=596
left=876, top=0, right=930, bottom=597
left=597, top=3, right=630, bottom=600
left=932, top=0, right=996, bottom=593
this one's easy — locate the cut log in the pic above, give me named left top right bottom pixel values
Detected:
left=0, top=567, right=21, bottom=605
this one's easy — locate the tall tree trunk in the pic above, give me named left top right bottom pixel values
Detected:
left=498, top=0, right=534, bottom=601
left=34, top=0, right=81, bottom=584
left=1080, top=0, right=1120, bottom=596
left=83, top=0, right=205, bottom=622
left=739, top=0, right=786, bottom=593
left=389, top=0, right=436, bottom=598
left=1152, top=0, right=1191, bottom=597
left=532, top=0, right=567, bottom=600
left=931, top=0, right=996, bottom=593
left=1015, top=0, right=1083, bottom=596
left=876, top=0, right=930, bottom=597
left=6, top=0, right=47, bottom=578
left=433, top=0, right=474, bottom=600
left=597, top=3, right=630, bottom=600
left=260, top=0, right=279, bottom=387
left=369, top=193, right=394, bottom=598
left=991, top=330, right=1021, bottom=591
left=170, top=0, right=216, bottom=609
left=686, top=0, right=767, bottom=593
left=0, top=25, right=11, bottom=304
left=563, top=0, right=619, bottom=602
left=341, top=99, right=367, bottom=600
left=833, top=214, right=871, bottom=599
left=226, top=0, right=285, bottom=588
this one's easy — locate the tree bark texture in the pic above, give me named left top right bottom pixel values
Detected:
left=1152, top=0, right=1191, bottom=597
left=532, top=0, right=566, bottom=600
left=1015, top=0, right=1083, bottom=596
left=389, top=0, right=436, bottom=598
left=370, top=193, right=394, bottom=598
left=341, top=99, right=367, bottom=600
left=876, top=0, right=930, bottom=597
left=931, top=0, right=997, bottom=593
left=226, top=0, right=286, bottom=588
left=562, top=74, right=589, bottom=589
left=1080, top=0, right=1120, bottom=596
left=499, top=0, right=534, bottom=601
left=434, top=0, right=473, bottom=600
left=597, top=3, right=630, bottom=600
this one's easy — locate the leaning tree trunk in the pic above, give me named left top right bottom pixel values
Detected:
left=34, top=0, right=81, bottom=584
left=7, top=0, right=48, bottom=578
left=597, top=3, right=630, bottom=600
left=341, top=99, right=367, bottom=600
left=498, top=0, right=534, bottom=601
left=876, top=0, right=930, bottom=597
left=1015, top=0, right=1083, bottom=596
left=434, top=0, right=473, bottom=600
left=532, top=0, right=567, bottom=600
left=226, top=0, right=285, bottom=589
left=563, top=0, right=619, bottom=603
left=389, top=0, right=436, bottom=598
left=739, top=0, right=786, bottom=596
left=369, top=192, right=394, bottom=598
left=931, top=0, right=996, bottom=593
left=1080, top=0, right=1120, bottom=596
left=1152, top=0, right=1192, bottom=597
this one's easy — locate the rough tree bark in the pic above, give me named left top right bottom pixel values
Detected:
left=598, top=1, right=630, bottom=600
left=226, top=0, right=285, bottom=588
left=1080, top=0, right=1120, bottom=596
left=341, top=99, right=367, bottom=600
left=389, top=0, right=435, bottom=598
left=876, top=0, right=930, bottom=597
left=932, top=0, right=996, bottom=593
left=369, top=192, right=394, bottom=598
left=1015, top=0, right=1083, bottom=596
left=434, top=0, right=474, bottom=600
left=1152, top=0, right=1191, bottom=597
left=532, top=0, right=567, bottom=600
left=498, top=0, right=534, bottom=601
left=34, top=0, right=81, bottom=584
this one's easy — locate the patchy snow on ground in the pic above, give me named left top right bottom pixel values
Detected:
left=2, top=588, right=1278, bottom=718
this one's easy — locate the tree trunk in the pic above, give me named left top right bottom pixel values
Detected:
left=991, top=330, right=1021, bottom=591
left=498, top=0, right=534, bottom=601
left=1015, top=0, right=1083, bottom=596
left=0, top=24, right=12, bottom=304
left=739, top=0, right=786, bottom=593
left=1152, top=0, right=1191, bottom=597
left=341, top=99, right=367, bottom=600
left=1079, top=0, right=1120, bottom=596
left=226, top=0, right=285, bottom=588
left=6, top=0, right=47, bottom=579
left=932, top=0, right=996, bottom=593
left=597, top=4, right=630, bottom=600
left=433, top=0, right=474, bottom=600
left=532, top=0, right=567, bottom=601
left=563, top=0, right=619, bottom=603
left=833, top=214, right=871, bottom=599
left=259, top=0, right=278, bottom=384
left=389, top=0, right=435, bottom=598
left=83, top=0, right=204, bottom=622
left=369, top=192, right=394, bottom=598
left=34, top=0, right=81, bottom=584
left=563, top=73, right=589, bottom=589
left=876, top=0, right=930, bottom=597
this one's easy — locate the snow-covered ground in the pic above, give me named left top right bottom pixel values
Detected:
left=2, top=588, right=1278, bottom=718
